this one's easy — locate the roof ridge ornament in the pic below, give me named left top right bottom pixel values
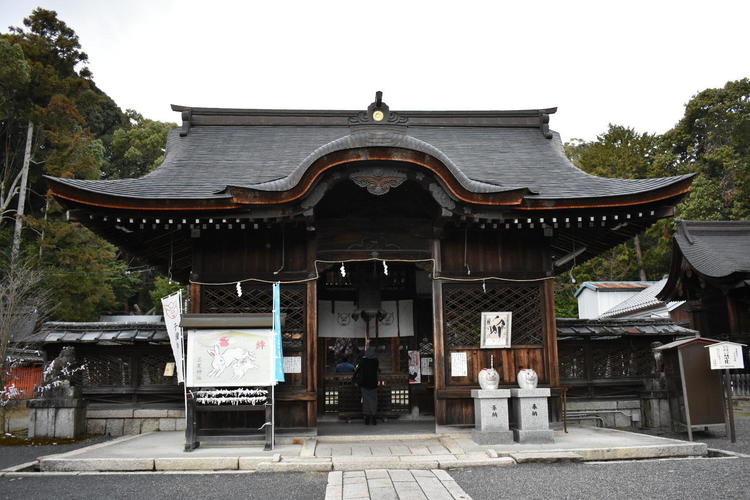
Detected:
left=349, top=91, right=408, bottom=126
left=539, top=110, right=552, bottom=139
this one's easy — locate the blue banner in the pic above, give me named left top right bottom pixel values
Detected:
left=273, top=282, right=285, bottom=382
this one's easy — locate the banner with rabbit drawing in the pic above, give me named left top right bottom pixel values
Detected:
left=186, top=329, right=276, bottom=387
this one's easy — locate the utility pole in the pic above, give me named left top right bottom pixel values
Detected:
left=11, top=120, right=33, bottom=263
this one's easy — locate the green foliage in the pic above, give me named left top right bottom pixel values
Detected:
left=29, top=218, right=142, bottom=321
left=565, top=125, right=663, bottom=179
left=666, top=79, right=750, bottom=220
left=0, top=39, right=30, bottom=120
left=105, top=110, right=175, bottom=179
left=38, top=94, right=103, bottom=179
left=149, top=277, right=185, bottom=314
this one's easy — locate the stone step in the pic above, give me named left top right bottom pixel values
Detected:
left=509, top=451, right=583, bottom=463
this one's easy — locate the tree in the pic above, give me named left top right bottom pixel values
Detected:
left=0, top=39, right=31, bottom=224
left=149, top=277, right=185, bottom=314
left=0, top=257, right=49, bottom=430
left=104, top=110, right=175, bottom=179
left=29, top=217, right=143, bottom=321
left=664, top=78, right=750, bottom=220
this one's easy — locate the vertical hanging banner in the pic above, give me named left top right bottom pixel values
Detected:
left=273, top=282, right=285, bottom=382
left=162, top=290, right=185, bottom=383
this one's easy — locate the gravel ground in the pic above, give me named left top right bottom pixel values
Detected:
left=0, top=472, right=328, bottom=500
left=0, top=435, right=109, bottom=470
left=635, top=414, right=750, bottom=455
left=452, top=457, right=750, bottom=500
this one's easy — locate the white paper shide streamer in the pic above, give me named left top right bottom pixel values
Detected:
left=193, top=388, right=268, bottom=406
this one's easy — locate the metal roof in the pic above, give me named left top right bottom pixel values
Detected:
left=574, top=281, right=655, bottom=298
left=600, top=277, right=685, bottom=318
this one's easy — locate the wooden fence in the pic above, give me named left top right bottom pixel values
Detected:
left=731, top=373, right=750, bottom=397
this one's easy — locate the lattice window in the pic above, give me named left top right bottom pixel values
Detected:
left=140, top=351, right=177, bottom=386
left=201, top=284, right=306, bottom=351
left=591, top=341, right=655, bottom=379
left=559, top=343, right=586, bottom=379
left=390, top=388, right=409, bottom=409
left=443, top=284, right=545, bottom=347
left=324, top=390, right=339, bottom=412
left=81, top=353, right=131, bottom=386
left=418, top=338, right=434, bottom=356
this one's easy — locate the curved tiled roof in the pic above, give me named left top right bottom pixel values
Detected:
left=673, top=220, right=750, bottom=278
left=46, top=104, right=693, bottom=205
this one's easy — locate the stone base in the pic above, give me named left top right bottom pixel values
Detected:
left=28, top=399, right=87, bottom=439
left=471, top=429, right=514, bottom=445
left=512, top=428, right=555, bottom=444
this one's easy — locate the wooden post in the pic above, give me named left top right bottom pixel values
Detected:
left=543, top=279, right=560, bottom=388
left=190, top=283, right=201, bottom=313
left=306, top=279, right=318, bottom=428
left=724, top=369, right=736, bottom=443
left=431, top=239, right=446, bottom=424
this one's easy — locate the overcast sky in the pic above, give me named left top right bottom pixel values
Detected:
left=1, top=0, right=748, bottom=141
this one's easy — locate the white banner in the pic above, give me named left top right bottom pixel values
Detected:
left=162, top=290, right=184, bottom=383
left=317, top=300, right=414, bottom=338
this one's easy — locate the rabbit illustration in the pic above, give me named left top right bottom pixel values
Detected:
left=232, top=352, right=257, bottom=379
left=207, top=344, right=255, bottom=378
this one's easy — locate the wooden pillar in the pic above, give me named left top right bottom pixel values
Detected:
left=726, top=293, right=741, bottom=338
left=431, top=239, right=446, bottom=424
left=543, top=279, right=560, bottom=387
left=306, top=279, right=318, bottom=427
left=190, top=283, right=201, bottom=313
left=306, top=233, right=318, bottom=428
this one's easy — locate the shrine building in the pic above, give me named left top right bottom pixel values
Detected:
left=45, top=94, right=694, bottom=431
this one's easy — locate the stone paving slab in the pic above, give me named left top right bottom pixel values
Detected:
left=325, top=469, right=473, bottom=500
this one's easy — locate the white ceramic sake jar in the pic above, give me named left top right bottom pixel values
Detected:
left=516, top=368, right=538, bottom=389
left=478, top=367, right=500, bottom=390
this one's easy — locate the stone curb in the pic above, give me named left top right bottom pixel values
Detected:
left=510, top=451, right=583, bottom=463
left=40, top=458, right=155, bottom=472
left=439, top=457, right=516, bottom=469
left=238, top=454, right=280, bottom=469
left=154, top=457, right=238, bottom=471
left=38, top=432, right=154, bottom=461
left=256, top=461, right=332, bottom=472
left=570, top=443, right=708, bottom=461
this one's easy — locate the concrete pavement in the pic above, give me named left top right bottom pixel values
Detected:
left=20, top=425, right=707, bottom=473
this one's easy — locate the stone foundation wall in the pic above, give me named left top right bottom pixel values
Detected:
left=565, top=399, right=643, bottom=428
left=86, top=409, right=186, bottom=436
left=733, top=397, right=750, bottom=412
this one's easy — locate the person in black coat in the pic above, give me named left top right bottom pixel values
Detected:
left=354, top=344, right=379, bottom=425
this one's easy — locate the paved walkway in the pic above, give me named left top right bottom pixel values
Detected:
left=326, top=469, right=471, bottom=500
left=27, top=426, right=708, bottom=472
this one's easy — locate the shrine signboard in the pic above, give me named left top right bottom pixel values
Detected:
left=186, top=329, right=276, bottom=387
left=707, top=342, right=745, bottom=370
